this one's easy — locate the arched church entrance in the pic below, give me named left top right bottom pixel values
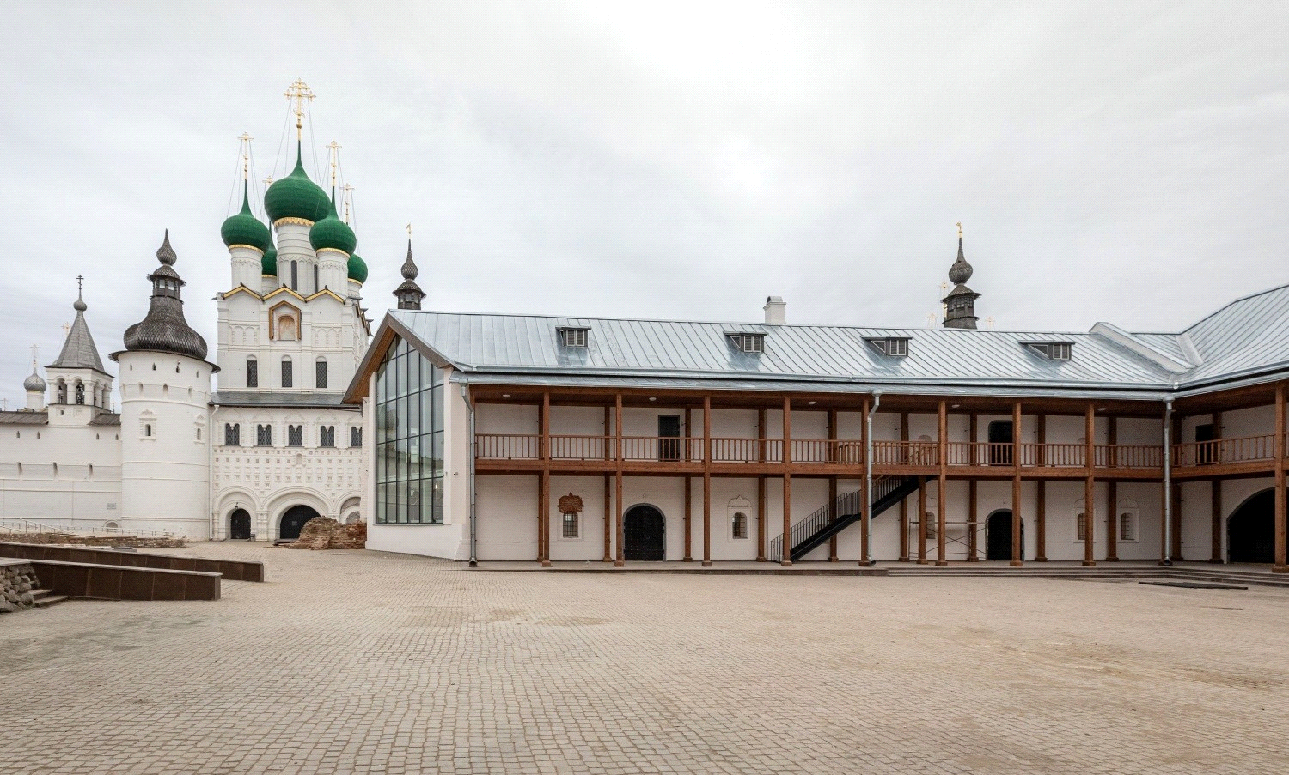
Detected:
left=624, top=504, right=666, bottom=560
left=279, top=505, right=321, bottom=541
left=985, top=510, right=1021, bottom=560
left=1228, top=489, right=1274, bottom=563
left=229, top=509, right=252, bottom=540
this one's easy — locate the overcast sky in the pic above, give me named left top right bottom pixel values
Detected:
left=2, top=2, right=1287, bottom=406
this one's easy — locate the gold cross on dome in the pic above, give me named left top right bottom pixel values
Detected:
left=284, top=78, right=315, bottom=137
left=956, top=221, right=962, bottom=238
left=406, top=222, right=412, bottom=237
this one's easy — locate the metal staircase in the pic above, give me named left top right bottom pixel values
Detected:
left=769, top=475, right=920, bottom=562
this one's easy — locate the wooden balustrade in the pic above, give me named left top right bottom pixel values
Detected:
left=1173, top=434, right=1275, bottom=467
left=1094, top=444, right=1162, bottom=468
left=549, top=435, right=609, bottom=461
left=474, top=433, right=540, bottom=459
left=1020, top=443, right=1083, bottom=467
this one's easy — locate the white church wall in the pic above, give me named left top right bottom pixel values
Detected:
left=0, top=423, right=122, bottom=530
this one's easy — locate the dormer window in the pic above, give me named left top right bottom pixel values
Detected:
left=867, top=337, right=909, bottom=357
left=729, top=333, right=764, bottom=354
left=1025, top=342, right=1073, bottom=360
left=559, top=327, right=590, bottom=348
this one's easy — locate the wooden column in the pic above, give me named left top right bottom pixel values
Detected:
left=1011, top=401, right=1023, bottom=566
left=757, top=408, right=767, bottom=562
left=899, top=412, right=910, bottom=562
left=539, top=392, right=551, bottom=566
left=861, top=396, right=871, bottom=565
left=967, top=414, right=978, bottom=561
left=828, top=408, right=839, bottom=562
left=1083, top=404, right=1096, bottom=567
left=683, top=407, right=693, bottom=562
left=1036, top=414, right=1047, bottom=561
left=1275, top=384, right=1287, bottom=572
left=1210, top=410, right=1222, bottom=564
left=703, top=396, right=713, bottom=567
left=1106, top=417, right=1118, bottom=562
left=614, top=394, right=624, bottom=567
left=603, top=406, right=612, bottom=562
left=782, top=396, right=793, bottom=566
left=1171, top=411, right=1184, bottom=560
left=936, top=401, right=948, bottom=566
left=917, top=476, right=928, bottom=564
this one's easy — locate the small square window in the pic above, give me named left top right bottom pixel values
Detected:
left=560, top=327, right=589, bottom=348
left=729, top=333, right=764, bottom=354
left=867, top=337, right=909, bottom=357
left=1025, top=342, right=1073, bottom=360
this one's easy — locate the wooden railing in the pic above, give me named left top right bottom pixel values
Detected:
left=1095, top=444, right=1163, bottom=468
left=549, top=435, right=609, bottom=461
left=709, top=437, right=782, bottom=463
left=475, top=433, right=539, bottom=459
left=872, top=440, right=939, bottom=466
left=1173, top=435, right=1275, bottom=467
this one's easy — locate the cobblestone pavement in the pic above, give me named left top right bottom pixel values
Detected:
left=2, top=545, right=1288, bottom=774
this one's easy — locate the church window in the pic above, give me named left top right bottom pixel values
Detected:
left=75, top=382, right=84, bottom=404
left=314, top=264, right=319, bottom=293
left=145, top=424, right=152, bottom=437
left=315, top=359, right=328, bottom=389
left=732, top=512, right=749, bottom=539
left=290, top=260, right=298, bottom=290
left=257, top=424, right=272, bottom=446
left=246, top=358, right=258, bottom=388
left=282, top=358, right=293, bottom=388
left=375, top=336, right=445, bottom=525
left=225, top=423, right=240, bottom=446
left=288, top=425, right=303, bottom=446
left=56, top=380, right=66, bottom=403
left=196, top=426, right=201, bottom=441
left=320, top=426, right=335, bottom=447
left=350, top=427, right=363, bottom=448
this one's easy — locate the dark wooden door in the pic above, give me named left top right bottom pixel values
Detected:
left=988, top=421, right=1013, bottom=466
left=624, top=505, right=666, bottom=560
left=230, top=509, right=252, bottom=540
left=658, top=415, right=681, bottom=461
left=1228, top=490, right=1274, bottom=563
left=279, top=505, right=320, bottom=541
left=1195, top=423, right=1216, bottom=465
left=986, top=510, right=1020, bottom=560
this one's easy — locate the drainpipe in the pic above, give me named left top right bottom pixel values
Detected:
left=865, top=392, right=881, bottom=566
left=1162, top=399, right=1173, bottom=566
left=461, top=384, right=478, bottom=567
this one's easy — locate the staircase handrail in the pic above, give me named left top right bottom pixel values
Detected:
left=768, top=475, right=909, bottom=560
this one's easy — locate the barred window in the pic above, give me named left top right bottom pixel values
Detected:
left=1077, top=512, right=1087, bottom=542
left=732, top=512, right=749, bottom=539
left=257, top=424, right=272, bottom=446
left=224, top=423, right=240, bottom=446
left=281, top=358, right=293, bottom=388
left=320, top=426, right=335, bottom=447
left=350, top=427, right=363, bottom=448
left=375, top=336, right=445, bottom=525
left=1119, top=512, right=1137, bottom=542
left=246, top=358, right=258, bottom=388
left=288, top=425, right=303, bottom=447
left=562, top=511, right=580, bottom=538
left=315, top=359, right=328, bottom=389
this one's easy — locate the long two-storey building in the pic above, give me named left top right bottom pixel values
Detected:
left=345, top=238, right=1289, bottom=572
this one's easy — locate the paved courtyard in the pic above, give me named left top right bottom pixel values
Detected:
left=1, top=545, right=1287, bottom=774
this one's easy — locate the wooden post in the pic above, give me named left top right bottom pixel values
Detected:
left=1210, top=410, right=1222, bottom=564
left=917, top=476, right=928, bottom=564
left=1106, top=417, right=1118, bottom=562
left=967, top=413, right=978, bottom=561
left=539, top=392, right=551, bottom=566
left=936, top=401, right=948, bottom=566
left=1036, top=413, right=1047, bottom=561
left=603, top=406, right=612, bottom=562
left=1275, top=384, right=1287, bottom=572
left=614, top=393, right=624, bottom=567
left=1083, top=403, right=1096, bottom=567
left=1011, top=401, right=1022, bottom=566
left=899, top=412, right=910, bottom=562
left=683, top=407, right=693, bottom=562
left=782, top=396, right=792, bottom=566
left=757, top=407, right=767, bottom=562
left=861, top=396, right=871, bottom=565
left=828, top=408, right=839, bottom=562
left=703, top=396, right=712, bottom=567
left=1171, top=411, right=1184, bottom=560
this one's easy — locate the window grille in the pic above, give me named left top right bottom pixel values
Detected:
left=562, top=512, right=580, bottom=538
left=1077, top=512, right=1087, bottom=541
left=1119, top=512, right=1136, bottom=542
left=350, top=427, right=363, bottom=447
left=320, top=426, right=335, bottom=447
left=281, top=358, right=293, bottom=388
left=732, top=512, right=749, bottom=539
left=246, top=358, right=258, bottom=388
left=315, top=360, right=328, bottom=389
left=288, top=425, right=303, bottom=447
left=257, top=424, right=272, bottom=446
left=225, top=423, right=240, bottom=446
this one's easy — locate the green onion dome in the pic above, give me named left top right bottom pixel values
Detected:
left=264, top=143, right=329, bottom=223
left=261, top=247, right=278, bottom=276
left=220, top=188, right=271, bottom=252
left=347, top=253, right=368, bottom=283
left=309, top=196, right=358, bottom=255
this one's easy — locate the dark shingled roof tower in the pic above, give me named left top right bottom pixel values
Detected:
left=121, top=231, right=208, bottom=361
left=942, top=224, right=980, bottom=330
left=394, top=239, right=426, bottom=311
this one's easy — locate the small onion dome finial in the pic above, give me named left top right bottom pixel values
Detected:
left=157, top=229, right=177, bottom=266
left=401, top=239, right=418, bottom=280
left=73, top=274, right=87, bottom=312
left=24, top=347, right=45, bottom=392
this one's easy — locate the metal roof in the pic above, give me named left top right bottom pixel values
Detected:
left=50, top=307, right=107, bottom=374
left=0, top=411, right=48, bottom=426
left=212, top=391, right=358, bottom=410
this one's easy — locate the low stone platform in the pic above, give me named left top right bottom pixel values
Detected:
left=0, top=541, right=264, bottom=582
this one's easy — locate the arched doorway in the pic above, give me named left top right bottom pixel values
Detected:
left=985, top=510, right=1021, bottom=560
left=229, top=509, right=252, bottom=540
left=1228, top=489, right=1274, bottom=563
left=279, top=505, right=321, bottom=541
left=624, top=504, right=666, bottom=560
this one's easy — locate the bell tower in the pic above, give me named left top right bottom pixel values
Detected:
left=942, top=223, right=981, bottom=330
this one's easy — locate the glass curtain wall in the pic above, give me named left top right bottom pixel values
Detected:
left=375, top=336, right=445, bottom=524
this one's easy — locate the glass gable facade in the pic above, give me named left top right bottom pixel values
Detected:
left=375, top=336, right=445, bottom=525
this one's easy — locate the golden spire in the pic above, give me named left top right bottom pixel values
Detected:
left=238, top=132, right=253, bottom=180
left=284, top=78, right=315, bottom=141
left=956, top=221, right=963, bottom=239
left=326, top=140, right=341, bottom=189
left=342, top=184, right=354, bottom=224
left=406, top=222, right=412, bottom=238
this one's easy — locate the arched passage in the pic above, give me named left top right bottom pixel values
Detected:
left=624, top=504, right=666, bottom=560
left=229, top=509, right=252, bottom=540
left=1228, top=489, right=1274, bottom=564
left=985, top=509, right=1021, bottom=561
left=279, top=505, right=322, bottom=541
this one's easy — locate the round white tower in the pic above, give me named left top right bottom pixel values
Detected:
left=111, top=232, right=216, bottom=539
